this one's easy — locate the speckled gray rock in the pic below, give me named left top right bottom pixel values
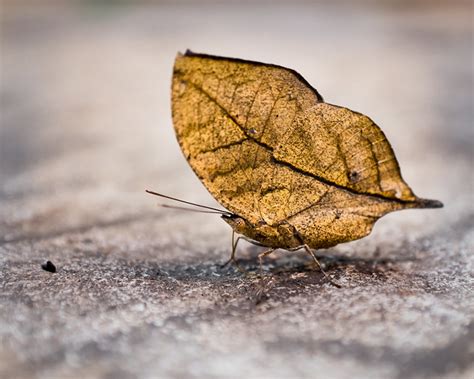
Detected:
left=1, top=3, right=473, bottom=379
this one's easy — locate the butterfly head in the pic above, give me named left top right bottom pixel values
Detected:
left=221, top=214, right=254, bottom=236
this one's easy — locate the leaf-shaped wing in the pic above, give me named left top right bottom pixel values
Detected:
left=171, top=51, right=441, bottom=249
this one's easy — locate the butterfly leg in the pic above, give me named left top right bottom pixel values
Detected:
left=221, top=231, right=245, bottom=272
left=221, top=232, right=268, bottom=270
left=301, top=244, right=341, bottom=288
left=253, top=248, right=277, bottom=304
left=258, top=248, right=276, bottom=277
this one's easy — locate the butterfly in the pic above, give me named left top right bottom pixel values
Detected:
left=148, top=51, right=442, bottom=280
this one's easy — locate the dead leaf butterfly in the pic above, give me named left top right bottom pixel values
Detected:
left=147, top=51, right=442, bottom=279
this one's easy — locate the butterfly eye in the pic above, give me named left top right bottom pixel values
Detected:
left=236, top=218, right=246, bottom=228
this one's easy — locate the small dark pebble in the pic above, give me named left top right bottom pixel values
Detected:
left=41, top=261, right=56, bottom=273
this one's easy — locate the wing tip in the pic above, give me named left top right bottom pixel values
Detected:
left=413, top=198, right=444, bottom=209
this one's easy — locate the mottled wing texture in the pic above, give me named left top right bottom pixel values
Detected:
left=172, top=51, right=434, bottom=248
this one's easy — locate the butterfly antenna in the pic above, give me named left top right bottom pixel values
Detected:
left=159, top=204, right=229, bottom=214
left=145, top=190, right=234, bottom=216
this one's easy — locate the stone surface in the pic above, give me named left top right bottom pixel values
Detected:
left=0, top=2, right=473, bottom=379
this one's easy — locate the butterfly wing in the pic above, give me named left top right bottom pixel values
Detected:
left=171, top=51, right=441, bottom=248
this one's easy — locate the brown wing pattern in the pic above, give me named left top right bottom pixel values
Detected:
left=171, top=51, right=440, bottom=248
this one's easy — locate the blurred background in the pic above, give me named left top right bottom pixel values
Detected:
left=1, top=0, right=472, bottom=233
left=1, top=1, right=473, bottom=378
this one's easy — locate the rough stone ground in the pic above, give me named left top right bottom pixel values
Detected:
left=0, top=2, right=473, bottom=379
